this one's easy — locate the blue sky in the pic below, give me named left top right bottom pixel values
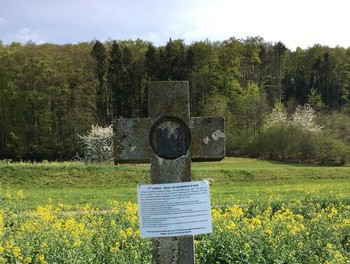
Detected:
left=0, top=0, right=349, bottom=50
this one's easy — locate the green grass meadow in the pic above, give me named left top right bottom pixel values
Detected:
left=1, top=157, right=350, bottom=211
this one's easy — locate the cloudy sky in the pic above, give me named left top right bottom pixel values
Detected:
left=0, top=0, right=349, bottom=50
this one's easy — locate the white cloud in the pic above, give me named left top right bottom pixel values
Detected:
left=15, top=28, right=43, bottom=43
left=1, top=0, right=349, bottom=48
left=178, top=0, right=350, bottom=49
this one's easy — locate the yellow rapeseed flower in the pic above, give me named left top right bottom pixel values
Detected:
left=297, top=241, right=304, bottom=249
left=125, top=201, right=138, bottom=214
left=265, top=228, right=272, bottom=235
left=17, top=190, right=25, bottom=199
left=12, top=246, right=21, bottom=258
left=243, top=243, right=250, bottom=251
left=334, top=250, right=346, bottom=262
left=73, top=240, right=82, bottom=247
left=24, top=256, right=32, bottom=263
left=226, top=220, right=236, bottom=230
left=263, top=206, right=272, bottom=218
left=290, top=223, right=303, bottom=235
left=326, top=243, right=333, bottom=250
left=36, top=205, right=55, bottom=221
left=52, top=219, right=64, bottom=231
left=126, top=227, right=134, bottom=237
left=228, top=205, right=244, bottom=219
left=342, top=219, right=350, bottom=227
left=19, top=220, right=39, bottom=233
left=37, top=254, right=45, bottom=262
left=41, top=242, right=48, bottom=249
left=327, top=207, right=338, bottom=218
left=120, top=230, right=127, bottom=240
left=247, top=217, right=262, bottom=229
left=211, top=208, right=222, bottom=221
left=110, top=241, right=120, bottom=253
left=130, top=214, right=138, bottom=225
left=82, top=203, right=91, bottom=212
left=110, top=200, right=120, bottom=214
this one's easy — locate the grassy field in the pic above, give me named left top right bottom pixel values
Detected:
left=1, top=158, right=350, bottom=263
left=1, top=157, right=350, bottom=211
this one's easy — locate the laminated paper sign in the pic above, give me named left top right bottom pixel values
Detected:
left=138, top=181, right=212, bottom=238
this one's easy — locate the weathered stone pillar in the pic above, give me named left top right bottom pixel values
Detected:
left=151, top=155, right=194, bottom=264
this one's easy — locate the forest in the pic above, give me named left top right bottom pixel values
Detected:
left=1, top=37, right=350, bottom=163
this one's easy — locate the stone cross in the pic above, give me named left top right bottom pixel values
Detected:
left=113, top=81, right=225, bottom=264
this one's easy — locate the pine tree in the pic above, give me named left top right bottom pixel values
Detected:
left=91, top=40, right=108, bottom=124
left=108, top=41, right=123, bottom=118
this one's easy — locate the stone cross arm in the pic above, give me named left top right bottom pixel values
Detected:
left=113, top=81, right=225, bottom=163
left=113, top=116, right=225, bottom=163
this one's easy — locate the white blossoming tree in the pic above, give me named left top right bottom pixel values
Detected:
left=79, top=124, right=114, bottom=162
left=265, top=103, right=321, bottom=132
left=289, top=105, right=322, bottom=132
left=264, top=101, right=288, bottom=128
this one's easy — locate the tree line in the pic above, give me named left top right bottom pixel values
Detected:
left=1, top=37, right=350, bottom=162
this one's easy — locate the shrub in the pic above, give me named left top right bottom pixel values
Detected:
left=257, top=104, right=350, bottom=164
left=313, top=135, right=350, bottom=165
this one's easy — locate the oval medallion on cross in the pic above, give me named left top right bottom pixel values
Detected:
left=149, top=116, right=191, bottom=159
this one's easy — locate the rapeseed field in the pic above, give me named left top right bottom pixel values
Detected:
left=1, top=185, right=349, bottom=263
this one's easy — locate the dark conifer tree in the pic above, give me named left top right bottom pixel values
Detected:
left=108, top=41, right=123, bottom=118
left=91, top=40, right=108, bottom=124
left=145, top=43, right=159, bottom=80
